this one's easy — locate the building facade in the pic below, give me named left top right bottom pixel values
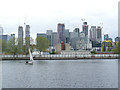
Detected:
left=82, top=22, right=88, bottom=37
left=57, top=23, right=65, bottom=43
left=52, top=32, right=59, bottom=47
left=18, top=26, right=23, bottom=47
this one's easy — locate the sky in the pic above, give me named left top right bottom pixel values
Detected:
left=0, top=0, right=119, bottom=41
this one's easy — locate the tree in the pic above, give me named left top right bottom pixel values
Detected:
left=17, top=38, right=23, bottom=54
left=36, top=37, right=49, bottom=56
left=7, top=37, right=18, bottom=57
left=113, top=40, right=120, bottom=54
left=0, top=39, right=7, bottom=53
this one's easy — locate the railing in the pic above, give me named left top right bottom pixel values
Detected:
left=0, top=54, right=119, bottom=58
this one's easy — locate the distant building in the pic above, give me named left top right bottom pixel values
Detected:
left=46, top=30, right=53, bottom=47
left=106, top=38, right=113, bottom=42
left=115, top=37, right=120, bottom=42
left=57, top=23, right=65, bottom=43
left=74, top=28, right=80, bottom=37
left=47, top=35, right=52, bottom=46
left=18, top=26, right=23, bottom=47
left=46, top=30, right=53, bottom=35
left=82, top=22, right=88, bottom=37
left=104, top=34, right=109, bottom=40
left=96, top=26, right=102, bottom=43
left=1, top=35, right=10, bottom=43
left=10, top=34, right=15, bottom=45
left=10, top=34, right=15, bottom=39
left=25, top=25, right=30, bottom=38
left=64, top=29, right=70, bottom=43
left=90, top=26, right=97, bottom=41
left=37, top=33, right=47, bottom=38
left=90, top=26, right=102, bottom=48
left=65, top=43, right=70, bottom=50
left=52, top=32, right=59, bottom=47
left=102, top=40, right=112, bottom=51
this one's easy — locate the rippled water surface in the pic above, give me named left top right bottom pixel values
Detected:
left=2, top=59, right=118, bottom=88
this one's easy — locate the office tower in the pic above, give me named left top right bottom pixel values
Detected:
left=2, top=35, right=10, bottom=43
left=104, top=34, right=109, bottom=40
left=25, top=25, right=30, bottom=46
left=90, top=26, right=97, bottom=41
left=74, top=28, right=80, bottom=37
left=90, top=26, right=100, bottom=47
left=25, top=25, right=30, bottom=38
left=18, top=26, right=23, bottom=47
left=96, top=26, right=102, bottom=43
left=52, top=32, right=59, bottom=47
left=46, top=30, right=53, bottom=46
left=82, top=22, right=88, bottom=36
left=46, top=30, right=53, bottom=35
left=57, top=23, right=65, bottom=43
left=64, top=29, right=70, bottom=43
left=37, top=33, right=47, bottom=38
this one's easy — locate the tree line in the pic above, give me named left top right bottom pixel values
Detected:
left=0, top=36, right=49, bottom=55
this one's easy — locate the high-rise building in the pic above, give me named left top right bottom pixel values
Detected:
left=25, top=25, right=30, bottom=46
left=25, top=25, right=30, bottom=38
left=104, top=34, right=109, bottom=40
left=96, top=26, right=102, bottom=43
left=64, top=29, right=70, bottom=43
left=46, top=30, right=53, bottom=46
left=90, top=26, right=97, bottom=41
left=52, top=32, right=59, bottom=47
left=1, top=35, right=10, bottom=43
left=18, top=26, right=23, bottom=47
left=46, top=30, right=52, bottom=35
left=74, top=28, right=80, bottom=37
left=37, top=33, right=47, bottom=38
left=57, top=23, right=65, bottom=43
left=82, top=22, right=88, bottom=36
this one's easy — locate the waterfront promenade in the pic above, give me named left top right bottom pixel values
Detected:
left=1, top=54, right=120, bottom=60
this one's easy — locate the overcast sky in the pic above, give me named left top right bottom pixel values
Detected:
left=0, top=0, right=119, bottom=41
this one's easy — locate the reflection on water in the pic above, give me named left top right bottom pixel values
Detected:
left=2, top=59, right=118, bottom=88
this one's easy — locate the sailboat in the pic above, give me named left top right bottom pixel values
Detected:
left=26, top=48, right=34, bottom=65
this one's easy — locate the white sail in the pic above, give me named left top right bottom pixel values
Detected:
left=29, top=48, right=33, bottom=62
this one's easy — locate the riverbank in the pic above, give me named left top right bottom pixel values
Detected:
left=1, top=56, right=120, bottom=60
left=1, top=54, right=120, bottom=60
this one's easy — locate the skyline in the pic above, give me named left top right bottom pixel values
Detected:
left=0, top=0, right=119, bottom=40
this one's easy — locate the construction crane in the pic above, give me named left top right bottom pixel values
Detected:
left=81, top=19, right=85, bottom=22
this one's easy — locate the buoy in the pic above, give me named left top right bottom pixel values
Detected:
left=26, top=61, right=28, bottom=63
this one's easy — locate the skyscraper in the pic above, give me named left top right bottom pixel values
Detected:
left=90, top=26, right=97, bottom=41
left=18, top=26, right=23, bottom=48
left=96, top=26, right=102, bottom=43
left=25, top=25, right=30, bottom=46
left=64, top=29, right=70, bottom=43
left=46, top=30, right=53, bottom=46
left=74, top=28, right=80, bottom=37
left=25, top=25, right=30, bottom=38
left=52, top=32, right=59, bottom=47
left=82, top=22, right=88, bottom=36
left=57, top=23, right=65, bottom=43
